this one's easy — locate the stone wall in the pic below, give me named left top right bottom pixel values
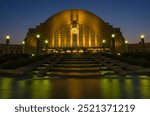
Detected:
left=0, top=44, right=22, bottom=54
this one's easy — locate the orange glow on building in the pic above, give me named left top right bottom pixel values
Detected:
left=25, top=9, right=125, bottom=54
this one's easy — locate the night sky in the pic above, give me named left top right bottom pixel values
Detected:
left=0, top=0, right=150, bottom=44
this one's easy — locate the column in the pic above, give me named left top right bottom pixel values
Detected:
left=140, top=34, right=145, bottom=52
left=102, top=40, right=106, bottom=52
left=5, top=35, right=10, bottom=54
left=22, top=41, right=25, bottom=54
left=36, top=34, right=40, bottom=54
left=111, top=34, right=116, bottom=54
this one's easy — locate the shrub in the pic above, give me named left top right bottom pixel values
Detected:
left=1, top=59, right=27, bottom=69
left=0, top=54, right=49, bottom=69
left=101, top=53, right=150, bottom=68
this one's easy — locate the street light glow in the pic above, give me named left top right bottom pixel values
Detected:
left=111, top=34, right=115, bottom=38
left=125, top=40, right=128, bottom=44
left=140, top=34, right=145, bottom=39
left=36, top=34, right=40, bottom=38
left=6, top=35, right=10, bottom=40
left=45, top=40, right=48, bottom=44
left=102, top=40, right=106, bottom=43
left=22, top=41, right=25, bottom=45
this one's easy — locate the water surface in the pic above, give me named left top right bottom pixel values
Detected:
left=0, top=74, right=149, bottom=99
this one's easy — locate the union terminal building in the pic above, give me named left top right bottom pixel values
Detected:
left=25, top=9, right=125, bottom=54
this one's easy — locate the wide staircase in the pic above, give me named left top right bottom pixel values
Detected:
left=32, top=53, right=150, bottom=78
left=33, top=53, right=116, bottom=78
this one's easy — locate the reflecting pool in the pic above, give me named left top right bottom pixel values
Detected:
left=0, top=74, right=150, bottom=99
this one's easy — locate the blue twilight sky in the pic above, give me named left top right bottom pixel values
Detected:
left=0, top=0, right=150, bottom=44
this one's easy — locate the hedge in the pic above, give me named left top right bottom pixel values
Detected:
left=101, top=53, right=150, bottom=68
left=0, top=54, right=49, bottom=69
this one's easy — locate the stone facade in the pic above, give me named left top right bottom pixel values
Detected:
left=25, top=9, right=125, bottom=54
left=128, top=43, right=150, bottom=53
left=0, top=44, right=22, bottom=54
left=0, top=42, right=150, bottom=54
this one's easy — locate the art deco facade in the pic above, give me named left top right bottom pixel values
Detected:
left=25, top=9, right=125, bottom=53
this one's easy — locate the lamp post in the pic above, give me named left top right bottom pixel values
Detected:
left=22, top=41, right=25, bottom=54
left=36, top=34, right=40, bottom=54
left=125, top=40, right=128, bottom=53
left=140, top=34, right=145, bottom=52
left=45, top=40, right=48, bottom=54
left=5, top=35, right=10, bottom=54
left=111, top=34, right=116, bottom=54
left=102, top=39, right=106, bottom=52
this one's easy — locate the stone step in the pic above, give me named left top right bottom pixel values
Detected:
left=46, top=71, right=101, bottom=77
left=62, top=59, right=94, bottom=61
left=54, top=64, right=101, bottom=67
left=50, top=67, right=100, bottom=72
left=57, top=61, right=98, bottom=64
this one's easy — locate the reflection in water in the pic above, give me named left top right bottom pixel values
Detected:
left=67, top=79, right=100, bottom=99
left=17, top=80, right=27, bottom=98
left=124, top=79, right=133, bottom=98
left=139, top=79, right=150, bottom=98
left=100, top=79, right=121, bottom=99
left=0, top=78, right=14, bottom=98
left=0, top=75, right=150, bottom=99
left=31, top=80, right=52, bottom=99
left=67, top=79, right=82, bottom=98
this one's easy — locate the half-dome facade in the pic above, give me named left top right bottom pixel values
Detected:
left=25, top=9, right=125, bottom=53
